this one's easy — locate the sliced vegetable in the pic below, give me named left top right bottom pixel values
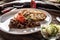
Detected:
left=16, top=13, right=25, bottom=23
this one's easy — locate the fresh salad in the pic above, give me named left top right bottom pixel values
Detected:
left=41, top=24, right=60, bottom=38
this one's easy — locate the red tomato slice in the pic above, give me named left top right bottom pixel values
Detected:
left=16, top=13, right=25, bottom=23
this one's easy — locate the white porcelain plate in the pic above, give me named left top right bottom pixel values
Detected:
left=0, top=8, right=52, bottom=35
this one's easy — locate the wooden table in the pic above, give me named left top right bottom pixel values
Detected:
left=0, top=11, right=60, bottom=40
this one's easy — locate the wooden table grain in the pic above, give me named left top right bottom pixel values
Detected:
left=0, top=11, right=60, bottom=40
